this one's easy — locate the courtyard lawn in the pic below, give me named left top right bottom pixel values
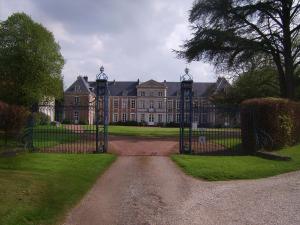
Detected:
left=33, top=125, right=79, bottom=148
left=0, top=153, right=116, bottom=225
left=171, top=144, right=300, bottom=181
left=108, top=125, right=180, bottom=137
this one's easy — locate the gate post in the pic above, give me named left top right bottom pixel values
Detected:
left=179, top=68, right=193, bottom=154
left=96, top=66, right=109, bottom=153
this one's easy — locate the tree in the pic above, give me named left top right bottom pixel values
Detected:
left=0, top=13, right=64, bottom=106
left=178, top=0, right=300, bottom=99
left=213, top=67, right=280, bottom=104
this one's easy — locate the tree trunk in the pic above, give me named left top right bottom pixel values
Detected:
left=282, top=0, right=295, bottom=99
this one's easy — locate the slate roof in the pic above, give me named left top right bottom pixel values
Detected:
left=65, top=76, right=228, bottom=97
left=89, top=81, right=138, bottom=96
left=164, top=82, right=215, bottom=97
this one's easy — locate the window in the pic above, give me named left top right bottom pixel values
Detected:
left=113, top=99, right=119, bottom=109
left=158, top=114, right=163, bottom=123
left=74, top=85, right=80, bottom=92
left=176, top=113, right=180, bottom=123
left=167, top=100, right=172, bottom=112
left=149, top=114, right=154, bottom=122
left=113, top=113, right=118, bottom=122
left=150, top=92, right=154, bottom=96
left=74, top=96, right=80, bottom=105
left=158, top=91, right=163, bottom=97
left=122, top=113, right=127, bottom=122
left=158, top=101, right=163, bottom=109
left=130, top=113, right=136, bottom=121
left=74, top=111, right=79, bottom=122
left=122, top=99, right=127, bottom=109
left=167, top=114, right=173, bottom=123
left=140, top=100, right=145, bottom=109
left=141, top=114, right=145, bottom=122
left=150, top=100, right=154, bottom=109
left=140, top=91, right=145, bottom=96
left=176, top=100, right=180, bottom=109
left=131, top=99, right=136, bottom=109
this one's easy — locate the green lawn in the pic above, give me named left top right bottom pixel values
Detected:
left=108, top=125, right=179, bottom=137
left=172, top=144, right=300, bottom=181
left=33, top=125, right=79, bottom=148
left=0, top=153, right=116, bottom=225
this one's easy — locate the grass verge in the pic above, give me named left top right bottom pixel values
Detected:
left=171, top=144, right=300, bottom=181
left=0, top=153, right=116, bottom=225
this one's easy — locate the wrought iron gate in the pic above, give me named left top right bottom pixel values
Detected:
left=179, top=78, right=242, bottom=155
left=28, top=67, right=109, bottom=153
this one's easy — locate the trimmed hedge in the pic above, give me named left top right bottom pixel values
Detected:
left=241, top=98, right=300, bottom=153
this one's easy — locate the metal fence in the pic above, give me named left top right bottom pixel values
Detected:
left=179, top=80, right=242, bottom=155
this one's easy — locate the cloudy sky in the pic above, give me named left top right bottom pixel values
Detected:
left=0, top=0, right=216, bottom=88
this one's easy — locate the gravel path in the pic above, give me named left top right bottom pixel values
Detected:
left=63, top=156, right=300, bottom=225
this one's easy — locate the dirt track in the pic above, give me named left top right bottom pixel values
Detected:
left=63, top=155, right=300, bottom=225
left=109, top=136, right=178, bottom=156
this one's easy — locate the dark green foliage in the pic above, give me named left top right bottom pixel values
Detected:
left=0, top=101, right=29, bottom=144
left=179, top=0, right=300, bottom=99
left=0, top=13, right=64, bottom=106
left=214, top=67, right=280, bottom=104
left=32, top=112, right=51, bottom=125
left=241, top=98, right=300, bottom=152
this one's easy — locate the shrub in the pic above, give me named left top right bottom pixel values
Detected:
left=110, top=121, right=139, bottom=126
left=241, top=98, right=300, bottom=153
left=0, top=101, right=30, bottom=142
left=33, top=112, right=51, bottom=125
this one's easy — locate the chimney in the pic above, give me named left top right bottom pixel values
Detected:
left=137, top=78, right=140, bottom=84
left=83, top=76, right=88, bottom=82
left=164, top=80, right=166, bottom=83
left=113, top=79, right=116, bottom=85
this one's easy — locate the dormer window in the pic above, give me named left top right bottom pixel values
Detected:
left=75, top=85, right=80, bottom=92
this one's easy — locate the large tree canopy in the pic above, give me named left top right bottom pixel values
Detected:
left=213, top=67, right=280, bottom=104
left=179, top=0, right=300, bottom=99
left=0, top=13, right=64, bottom=106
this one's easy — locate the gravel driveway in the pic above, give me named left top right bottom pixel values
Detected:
left=63, top=156, right=300, bottom=225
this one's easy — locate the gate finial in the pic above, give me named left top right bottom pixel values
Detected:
left=180, top=67, right=193, bottom=81
left=96, top=65, right=108, bottom=80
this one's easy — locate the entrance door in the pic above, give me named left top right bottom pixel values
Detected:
left=148, top=114, right=154, bottom=125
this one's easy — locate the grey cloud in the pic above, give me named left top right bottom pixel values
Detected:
left=1, top=0, right=216, bottom=87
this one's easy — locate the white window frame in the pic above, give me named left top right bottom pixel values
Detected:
left=150, top=100, right=154, bottom=109
left=74, top=85, right=80, bottom=92
left=74, top=111, right=79, bottom=122
left=131, top=99, right=136, bottom=109
left=122, top=99, right=127, bottom=109
left=74, top=96, right=80, bottom=105
left=113, top=113, right=118, bottom=122
left=149, top=114, right=154, bottom=122
left=113, top=99, right=119, bottom=109
left=122, top=113, right=127, bottom=122
left=158, top=101, right=163, bottom=109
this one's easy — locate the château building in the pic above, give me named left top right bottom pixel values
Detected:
left=63, top=76, right=229, bottom=125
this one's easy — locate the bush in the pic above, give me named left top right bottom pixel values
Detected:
left=110, top=121, right=139, bottom=126
left=33, top=112, right=51, bottom=125
left=0, top=101, right=30, bottom=141
left=241, top=98, right=300, bottom=153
